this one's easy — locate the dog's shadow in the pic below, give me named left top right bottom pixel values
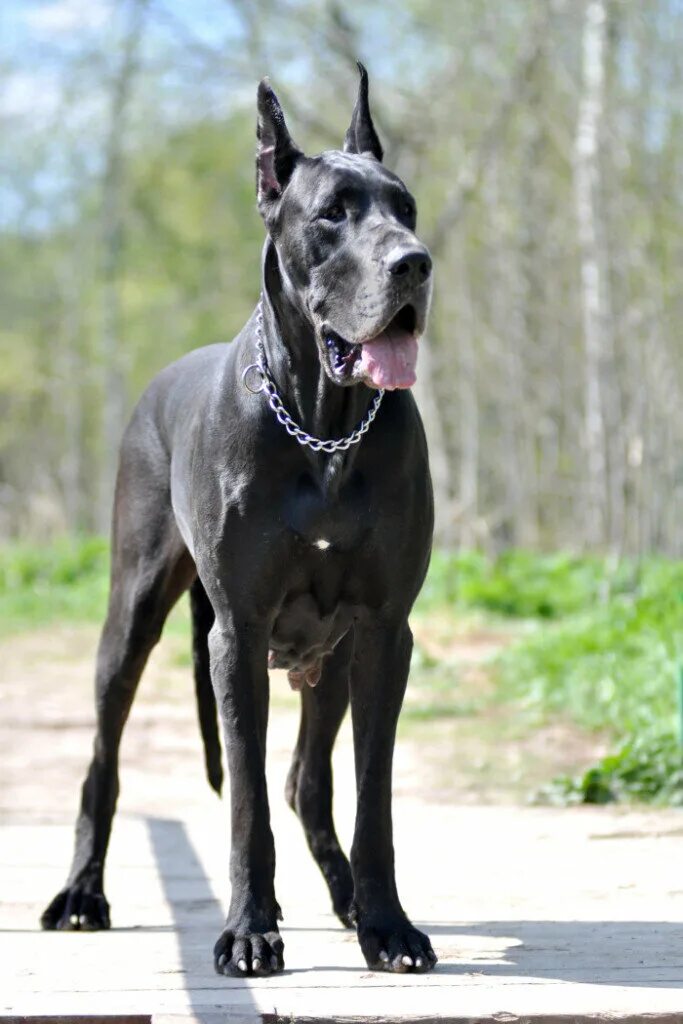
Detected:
left=417, top=920, right=683, bottom=989
left=147, top=817, right=683, bottom=995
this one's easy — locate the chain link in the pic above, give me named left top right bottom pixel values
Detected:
left=244, top=298, right=385, bottom=454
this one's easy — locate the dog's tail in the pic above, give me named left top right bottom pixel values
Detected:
left=189, top=578, right=223, bottom=796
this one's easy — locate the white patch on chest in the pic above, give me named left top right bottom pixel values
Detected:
left=313, top=538, right=331, bottom=551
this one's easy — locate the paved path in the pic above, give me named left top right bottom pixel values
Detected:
left=2, top=626, right=683, bottom=1020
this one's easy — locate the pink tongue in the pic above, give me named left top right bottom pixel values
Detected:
left=359, top=330, right=418, bottom=390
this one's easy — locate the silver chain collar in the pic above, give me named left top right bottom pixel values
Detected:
left=241, top=299, right=385, bottom=455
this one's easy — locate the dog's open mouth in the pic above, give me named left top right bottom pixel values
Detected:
left=324, top=304, right=419, bottom=390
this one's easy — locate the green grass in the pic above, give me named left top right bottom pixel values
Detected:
left=0, top=536, right=190, bottom=637
left=495, top=559, right=683, bottom=736
left=0, top=536, right=110, bottom=635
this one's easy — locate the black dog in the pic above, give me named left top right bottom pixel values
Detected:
left=41, top=64, right=436, bottom=976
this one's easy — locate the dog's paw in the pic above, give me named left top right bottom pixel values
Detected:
left=214, top=927, right=284, bottom=976
left=40, top=885, right=111, bottom=931
left=357, top=913, right=437, bottom=973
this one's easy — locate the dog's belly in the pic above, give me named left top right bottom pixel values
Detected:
left=268, top=590, right=354, bottom=689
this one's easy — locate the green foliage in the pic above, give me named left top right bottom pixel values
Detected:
left=0, top=535, right=109, bottom=590
left=0, top=536, right=110, bottom=635
left=0, top=535, right=194, bottom=638
left=417, top=549, right=639, bottom=619
left=495, top=560, right=683, bottom=736
left=0, top=110, right=263, bottom=534
left=537, top=733, right=683, bottom=806
left=126, top=113, right=261, bottom=380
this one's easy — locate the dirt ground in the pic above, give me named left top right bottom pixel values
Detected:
left=0, top=616, right=606, bottom=826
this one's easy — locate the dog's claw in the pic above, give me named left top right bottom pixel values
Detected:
left=358, top=915, right=436, bottom=974
left=40, top=885, right=111, bottom=932
left=213, top=926, right=284, bottom=977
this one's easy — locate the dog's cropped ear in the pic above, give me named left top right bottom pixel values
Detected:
left=256, top=80, right=303, bottom=213
left=343, top=62, right=383, bottom=163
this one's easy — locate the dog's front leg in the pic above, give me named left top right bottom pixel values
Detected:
left=208, top=614, right=284, bottom=976
left=350, top=619, right=437, bottom=973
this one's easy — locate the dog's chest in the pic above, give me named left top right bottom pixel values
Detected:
left=282, top=468, right=372, bottom=552
left=267, top=469, right=381, bottom=672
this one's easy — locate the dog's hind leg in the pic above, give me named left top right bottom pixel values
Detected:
left=41, top=446, right=194, bottom=931
left=190, top=578, right=223, bottom=795
left=285, top=631, right=355, bottom=927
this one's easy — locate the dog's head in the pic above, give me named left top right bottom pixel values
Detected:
left=256, top=64, right=432, bottom=391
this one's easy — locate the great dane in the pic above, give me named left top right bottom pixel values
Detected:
left=41, top=64, right=436, bottom=976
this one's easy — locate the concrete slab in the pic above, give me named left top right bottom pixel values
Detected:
left=3, top=804, right=683, bottom=1022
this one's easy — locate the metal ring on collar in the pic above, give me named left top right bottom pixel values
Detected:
left=242, top=363, right=266, bottom=394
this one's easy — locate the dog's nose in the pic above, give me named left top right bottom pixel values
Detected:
left=386, top=246, right=432, bottom=283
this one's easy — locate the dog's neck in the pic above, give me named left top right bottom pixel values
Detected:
left=258, top=239, right=374, bottom=460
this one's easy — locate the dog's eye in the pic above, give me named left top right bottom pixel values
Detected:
left=402, top=201, right=415, bottom=222
left=320, top=203, right=345, bottom=223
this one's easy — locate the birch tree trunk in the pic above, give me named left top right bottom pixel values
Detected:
left=453, top=235, right=478, bottom=549
left=56, top=260, right=86, bottom=531
left=412, top=332, right=454, bottom=546
left=98, top=0, right=148, bottom=532
left=574, top=0, right=608, bottom=549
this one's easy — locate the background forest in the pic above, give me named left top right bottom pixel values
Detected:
left=2, top=0, right=682, bottom=554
